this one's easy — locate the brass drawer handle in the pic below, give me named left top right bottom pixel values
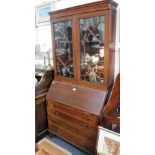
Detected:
left=83, top=123, right=90, bottom=129
left=53, top=104, right=58, bottom=108
left=51, top=110, right=58, bottom=115
left=83, top=114, right=90, bottom=120
left=51, top=110, right=54, bottom=113
left=55, top=111, right=58, bottom=115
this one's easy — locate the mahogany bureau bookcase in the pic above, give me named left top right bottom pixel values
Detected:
left=46, top=0, right=118, bottom=154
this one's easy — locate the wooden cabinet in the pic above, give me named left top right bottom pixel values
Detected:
left=47, top=100, right=98, bottom=153
left=47, top=0, right=118, bottom=154
left=50, top=0, right=118, bottom=90
left=46, top=81, right=107, bottom=154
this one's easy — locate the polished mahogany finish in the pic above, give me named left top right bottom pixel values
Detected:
left=49, top=0, right=118, bottom=90
left=47, top=0, right=118, bottom=154
left=47, top=100, right=99, bottom=154
left=46, top=82, right=107, bottom=154
left=47, top=81, right=107, bottom=115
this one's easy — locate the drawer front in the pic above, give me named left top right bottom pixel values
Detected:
left=48, top=113, right=97, bottom=144
left=47, top=100, right=98, bottom=126
left=47, top=100, right=99, bottom=154
left=48, top=123, right=96, bottom=154
left=47, top=109, right=98, bottom=134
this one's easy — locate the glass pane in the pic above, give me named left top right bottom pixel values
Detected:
left=53, top=21, right=74, bottom=78
left=80, top=16, right=104, bottom=84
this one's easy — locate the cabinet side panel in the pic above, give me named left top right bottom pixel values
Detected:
left=103, top=11, right=109, bottom=90
left=108, top=10, right=117, bottom=87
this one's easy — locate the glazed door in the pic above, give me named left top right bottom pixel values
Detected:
left=76, top=11, right=106, bottom=89
left=52, top=16, right=76, bottom=83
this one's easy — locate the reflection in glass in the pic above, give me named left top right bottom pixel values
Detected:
left=80, top=16, right=104, bottom=84
left=54, top=21, right=74, bottom=78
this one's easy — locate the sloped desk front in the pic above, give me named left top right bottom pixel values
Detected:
left=46, top=81, right=107, bottom=154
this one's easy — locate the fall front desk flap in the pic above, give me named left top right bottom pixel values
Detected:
left=46, top=81, right=107, bottom=115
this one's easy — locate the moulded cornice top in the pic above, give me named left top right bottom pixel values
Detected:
left=49, top=0, right=118, bottom=17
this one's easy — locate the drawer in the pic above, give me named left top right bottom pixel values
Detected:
left=48, top=121, right=96, bottom=147
left=48, top=123, right=96, bottom=154
left=47, top=100, right=99, bottom=126
left=47, top=109, right=98, bottom=134
left=48, top=114, right=97, bottom=145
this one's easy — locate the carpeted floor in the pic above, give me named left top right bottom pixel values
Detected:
left=45, top=135, right=89, bottom=155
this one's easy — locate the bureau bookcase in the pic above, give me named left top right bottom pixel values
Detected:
left=47, top=0, right=118, bottom=154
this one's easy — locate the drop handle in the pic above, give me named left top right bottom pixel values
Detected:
left=55, top=111, right=58, bottom=115
left=53, top=104, right=58, bottom=108
left=51, top=110, right=58, bottom=115
left=83, top=123, right=90, bottom=129
left=83, top=114, right=90, bottom=120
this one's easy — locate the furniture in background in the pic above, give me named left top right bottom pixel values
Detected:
left=47, top=0, right=118, bottom=154
left=47, top=81, right=107, bottom=154
left=35, top=69, right=54, bottom=142
left=102, top=73, right=120, bottom=133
